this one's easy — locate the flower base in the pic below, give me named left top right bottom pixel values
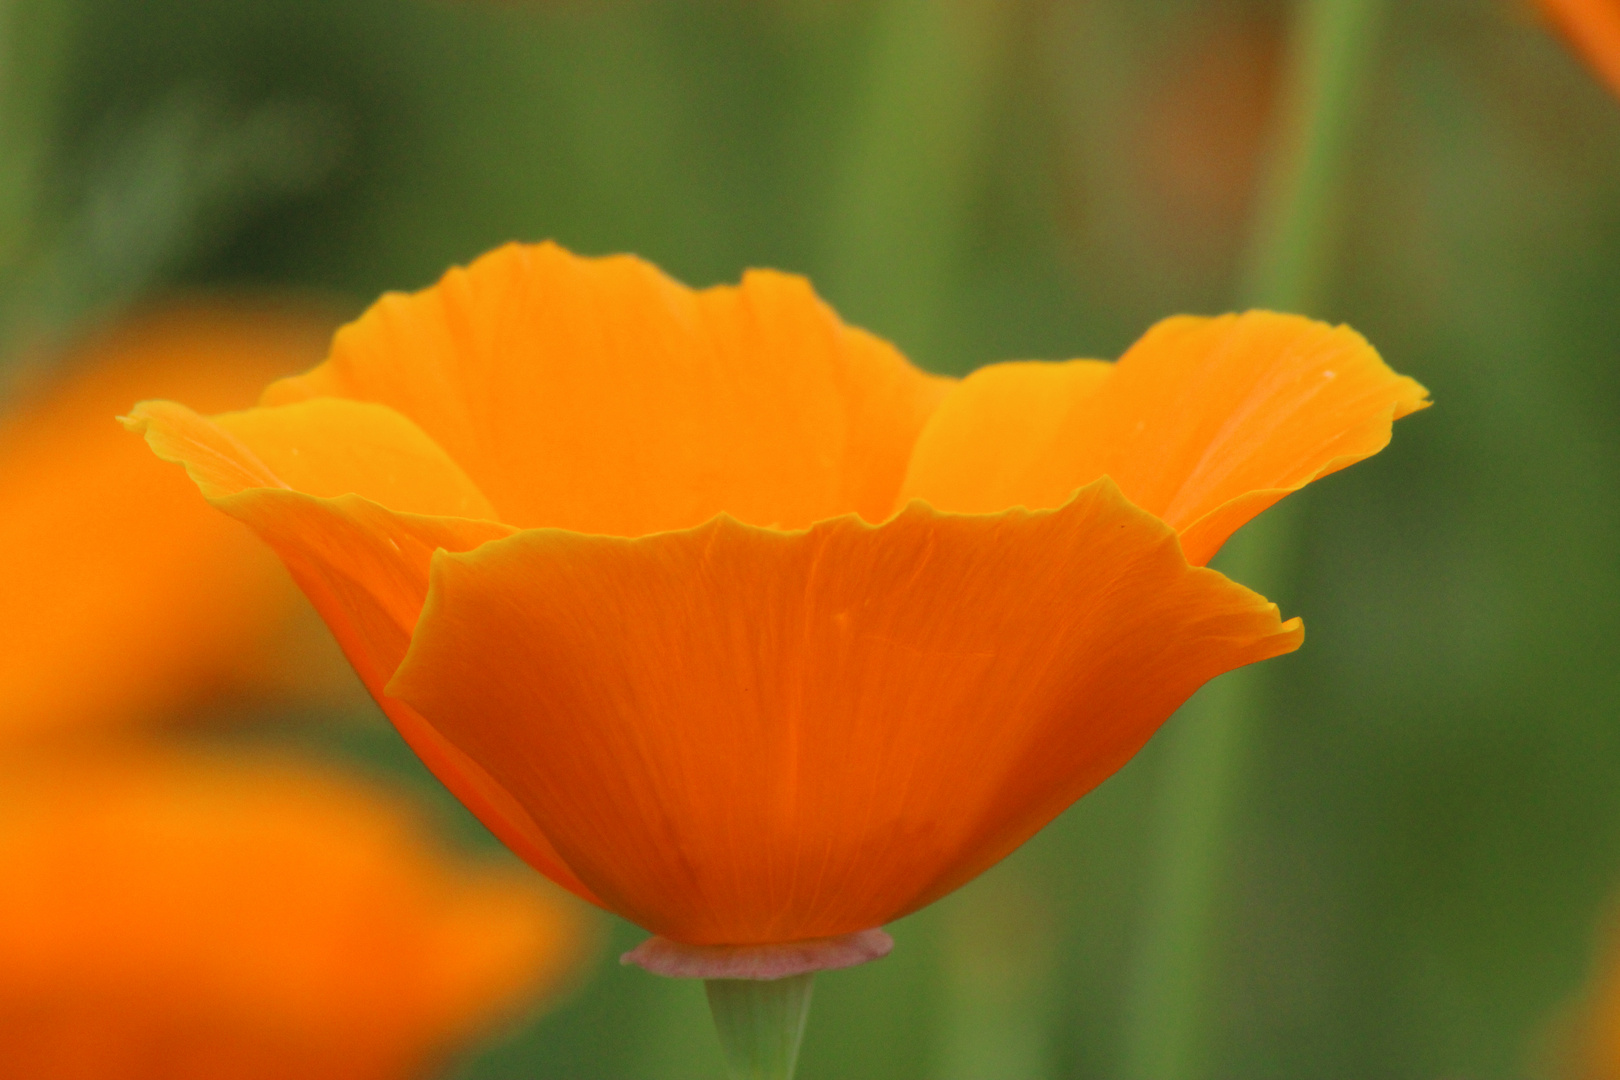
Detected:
left=620, top=928, right=893, bottom=980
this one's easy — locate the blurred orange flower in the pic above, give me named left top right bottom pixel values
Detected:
left=0, top=749, right=590, bottom=1080
left=1536, top=0, right=1620, bottom=98
left=1556, top=907, right=1620, bottom=1078
left=128, top=241, right=1427, bottom=960
left=0, top=301, right=357, bottom=746
left=1127, top=16, right=1281, bottom=280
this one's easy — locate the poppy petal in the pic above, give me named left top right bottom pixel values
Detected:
left=901, top=312, right=1430, bottom=564
left=262, top=241, right=953, bottom=534
left=213, top=399, right=499, bottom=519
left=891, top=358, right=1113, bottom=515
left=387, top=479, right=1302, bottom=945
left=124, top=401, right=601, bottom=907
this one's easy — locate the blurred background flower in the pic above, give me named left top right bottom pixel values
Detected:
left=0, top=749, right=590, bottom=1080
left=0, top=299, right=361, bottom=747
left=0, top=293, right=601, bottom=1076
left=1534, top=0, right=1620, bottom=100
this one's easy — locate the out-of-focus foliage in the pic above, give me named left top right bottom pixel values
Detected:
left=7, top=0, right=1620, bottom=1077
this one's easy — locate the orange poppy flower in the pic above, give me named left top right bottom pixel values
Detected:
left=0, top=749, right=591, bottom=1080
left=126, top=241, right=1427, bottom=967
left=0, top=300, right=356, bottom=746
left=1536, top=0, right=1620, bottom=98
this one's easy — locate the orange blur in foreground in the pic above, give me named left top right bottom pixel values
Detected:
left=0, top=750, right=588, bottom=1080
left=1537, top=0, right=1620, bottom=98
left=0, top=302, right=350, bottom=746
left=128, top=241, right=1428, bottom=947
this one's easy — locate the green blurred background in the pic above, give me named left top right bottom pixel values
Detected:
left=7, top=0, right=1620, bottom=1076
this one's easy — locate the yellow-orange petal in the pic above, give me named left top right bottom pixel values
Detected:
left=387, top=479, right=1302, bottom=946
left=0, top=301, right=348, bottom=744
left=262, top=241, right=954, bottom=534
left=214, top=399, right=499, bottom=519
left=894, top=358, right=1114, bottom=516
left=901, top=311, right=1430, bottom=565
left=0, top=749, right=594, bottom=1080
left=1537, top=0, right=1620, bottom=101
left=124, top=400, right=600, bottom=906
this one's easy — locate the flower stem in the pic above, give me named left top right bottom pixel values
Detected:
left=1118, top=2, right=1388, bottom=1078
left=704, top=974, right=815, bottom=1080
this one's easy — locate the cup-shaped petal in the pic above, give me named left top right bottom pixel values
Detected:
left=387, top=481, right=1301, bottom=944
left=126, top=243, right=1427, bottom=950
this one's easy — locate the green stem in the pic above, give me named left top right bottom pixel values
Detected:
left=1118, top=2, right=1387, bottom=1079
left=705, top=975, right=815, bottom=1080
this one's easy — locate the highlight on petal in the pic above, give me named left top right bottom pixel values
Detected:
left=261, top=241, right=954, bottom=535
left=212, top=399, right=498, bottom=519
left=901, top=311, right=1430, bottom=565
left=124, top=399, right=601, bottom=906
left=1536, top=0, right=1620, bottom=101
left=0, top=749, right=593, bottom=1080
left=388, top=479, right=1302, bottom=946
left=0, top=301, right=354, bottom=745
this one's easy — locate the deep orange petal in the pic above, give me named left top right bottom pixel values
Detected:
left=124, top=400, right=601, bottom=907
left=0, top=750, right=593, bottom=1080
left=901, top=311, right=1430, bottom=565
left=1538, top=0, right=1620, bottom=100
left=262, top=241, right=953, bottom=534
left=0, top=302, right=345, bottom=744
left=387, top=480, right=1302, bottom=945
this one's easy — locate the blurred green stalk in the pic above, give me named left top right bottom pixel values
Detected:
left=821, top=0, right=1010, bottom=369
left=936, top=871, right=1056, bottom=1080
left=0, top=0, right=30, bottom=279
left=1241, top=0, right=1388, bottom=313
left=0, top=0, right=71, bottom=350
left=1118, top=2, right=1388, bottom=1079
